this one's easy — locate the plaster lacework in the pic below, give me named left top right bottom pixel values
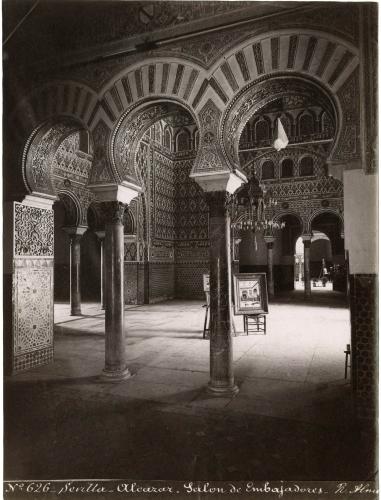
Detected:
left=14, top=204, right=54, bottom=257
left=269, top=178, right=343, bottom=200
left=193, top=100, right=229, bottom=174
left=52, top=132, right=92, bottom=183
left=153, top=151, right=176, bottom=241
left=25, top=123, right=73, bottom=195
left=13, top=266, right=53, bottom=356
left=222, top=77, right=336, bottom=170
left=175, top=159, right=209, bottom=241
left=332, top=69, right=361, bottom=161
left=89, top=120, right=115, bottom=184
left=114, top=104, right=170, bottom=183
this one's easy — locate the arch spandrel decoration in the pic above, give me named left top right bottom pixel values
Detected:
left=191, top=99, right=232, bottom=177
left=88, top=120, right=117, bottom=185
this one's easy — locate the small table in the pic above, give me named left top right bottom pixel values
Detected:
left=243, top=314, right=266, bottom=335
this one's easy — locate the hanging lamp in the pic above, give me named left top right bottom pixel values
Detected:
left=273, top=117, right=289, bottom=151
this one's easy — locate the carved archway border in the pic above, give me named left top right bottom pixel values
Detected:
left=22, top=118, right=85, bottom=198
left=220, top=73, right=340, bottom=172
left=57, top=190, right=83, bottom=227
left=273, top=210, right=306, bottom=234
left=110, top=96, right=200, bottom=186
left=308, top=208, right=344, bottom=234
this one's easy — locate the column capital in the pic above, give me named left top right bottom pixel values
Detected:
left=89, top=181, right=141, bottom=205
left=101, top=201, right=126, bottom=225
left=95, top=230, right=105, bottom=240
left=264, top=236, right=276, bottom=245
left=191, top=170, right=247, bottom=194
left=22, top=194, right=56, bottom=210
left=63, top=226, right=87, bottom=237
left=302, top=234, right=312, bottom=242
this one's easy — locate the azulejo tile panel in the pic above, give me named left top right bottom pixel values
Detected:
left=13, top=266, right=54, bottom=357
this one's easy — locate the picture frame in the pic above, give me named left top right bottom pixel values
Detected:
left=233, top=273, right=269, bottom=315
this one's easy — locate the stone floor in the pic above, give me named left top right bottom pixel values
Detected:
left=4, top=291, right=376, bottom=482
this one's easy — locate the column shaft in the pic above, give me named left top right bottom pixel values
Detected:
left=102, top=202, right=130, bottom=380
left=266, top=241, right=275, bottom=297
left=207, top=192, right=238, bottom=396
left=100, top=239, right=105, bottom=310
left=70, top=235, right=82, bottom=316
left=303, top=239, right=312, bottom=298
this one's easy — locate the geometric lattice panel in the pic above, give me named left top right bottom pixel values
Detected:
left=13, top=267, right=54, bottom=356
left=14, top=203, right=54, bottom=257
left=13, top=347, right=54, bottom=373
left=175, top=263, right=209, bottom=299
left=349, top=273, right=377, bottom=421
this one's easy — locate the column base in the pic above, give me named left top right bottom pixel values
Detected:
left=206, top=382, right=239, bottom=397
left=70, top=309, right=82, bottom=316
left=100, top=367, right=132, bottom=382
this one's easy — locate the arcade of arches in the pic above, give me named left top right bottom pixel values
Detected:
left=4, top=1, right=377, bottom=482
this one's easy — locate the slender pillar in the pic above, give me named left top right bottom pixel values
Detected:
left=264, top=236, right=275, bottom=298
left=206, top=192, right=239, bottom=397
left=101, top=201, right=131, bottom=381
left=95, top=231, right=106, bottom=310
left=303, top=235, right=312, bottom=299
left=63, top=227, right=86, bottom=316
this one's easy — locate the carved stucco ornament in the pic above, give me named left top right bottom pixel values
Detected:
left=191, top=99, right=247, bottom=194
left=23, top=121, right=82, bottom=197
left=221, top=76, right=338, bottom=172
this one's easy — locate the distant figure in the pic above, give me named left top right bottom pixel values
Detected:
left=322, top=266, right=328, bottom=286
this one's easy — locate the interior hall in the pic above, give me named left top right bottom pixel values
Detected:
left=3, top=0, right=377, bottom=487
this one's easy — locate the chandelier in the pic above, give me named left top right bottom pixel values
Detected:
left=231, top=176, right=285, bottom=235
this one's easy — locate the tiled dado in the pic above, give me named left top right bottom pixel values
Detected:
left=349, top=274, right=377, bottom=421
left=12, top=259, right=54, bottom=373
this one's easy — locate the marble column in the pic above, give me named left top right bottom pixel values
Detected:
left=101, top=201, right=131, bottom=381
left=264, top=236, right=275, bottom=298
left=303, top=235, right=312, bottom=299
left=206, top=192, right=239, bottom=397
left=64, top=227, right=86, bottom=316
left=95, top=231, right=106, bottom=310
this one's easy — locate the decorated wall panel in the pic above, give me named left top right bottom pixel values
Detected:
left=13, top=263, right=54, bottom=357
left=14, top=203, right=54, bottom=257
left=124, top=262, right=138, bottom=305
left=12, top=203, right=55, bottom=373
left=350, top=274, right=377, bottom=421
left=149, top=263, right=175, bottom=303
left=174, top=158, right=209, bottom=241
left=175, top=264, right=209, bottom=299
left=152, top=150, right=176, bottom=241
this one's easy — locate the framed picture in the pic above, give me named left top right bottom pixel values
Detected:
left=233, top=273, right=269, bottom=315
left=203, top=273, right=210, bottom=292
